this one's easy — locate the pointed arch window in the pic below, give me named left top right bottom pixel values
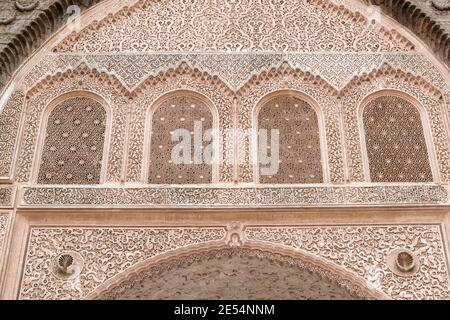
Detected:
left=149, top=95, right=214, bottom=184
left=362, top=95, right=433, bottom=182
left=37, top=97, right=107, bottom=184
left=257, top=95, right=324, bottom=184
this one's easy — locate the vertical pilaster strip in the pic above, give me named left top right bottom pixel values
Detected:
left=0, top=91, right=25, bottom=179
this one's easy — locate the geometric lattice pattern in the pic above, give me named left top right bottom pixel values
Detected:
left=258, top=95, right=323, bottom=184
left=149, top=96, right=213, bottom=184
left=37, top=97, right=106, bottom=184
left=363, top=96, right=433, bottom=183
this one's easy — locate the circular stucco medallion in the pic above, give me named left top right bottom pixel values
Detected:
left=387, top=248, right=419, bottom=277
left=53, top=251, right=84, bottom=279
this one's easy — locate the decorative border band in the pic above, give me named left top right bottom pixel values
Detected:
left=20, top=184, right=448, bottom=207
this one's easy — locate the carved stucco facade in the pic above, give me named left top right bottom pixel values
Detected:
left=1, top=0, right=450, bottom=91
left=0, top=0, right=449, bottom=300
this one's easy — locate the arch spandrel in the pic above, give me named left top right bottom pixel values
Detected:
left=17, top=223, right=450, bottom=300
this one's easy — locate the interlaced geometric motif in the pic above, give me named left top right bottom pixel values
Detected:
left=258, top=95, right=323, bottom=184
left=37, top=97, right=106, bottom=184
left=363, top=96, right=433, bottom=182
left=149, top=96, right=213, bottom=184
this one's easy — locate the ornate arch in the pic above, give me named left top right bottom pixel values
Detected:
left=144, top=90, right=221, bottom=184
left=340, top=64, right=449, bottom=182
left=126, top=63, right=235, bottom=183
left=237, top=63, right=343, bottom=183
left=32, top=91, right=112, bottom=184
left=358, top=90, right=438, bottom=183
left=85, top=242, right=389, bottom=300
left=252, top=90, right=329, bottom=184
left=16, top=224, right=450, bottom=300
left=1, top=0, right=450, bottom=303
left=15, top=64, right=130, bottom=183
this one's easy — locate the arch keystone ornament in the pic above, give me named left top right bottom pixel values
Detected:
left=0, top=0, right=450, bottom=301
left=226, top=222, right=245, bottom=247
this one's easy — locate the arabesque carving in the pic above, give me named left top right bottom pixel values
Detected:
left=0, top=212, right=11, bottom=288
left=20, top=184, right=448, bottom=207
left=238, top=63, right=343, bottom=182
left=18, top=224, right=449, bottom=300
left=19, top=227, right=227, bottom=299
left=21, top=53, right=449, bottom=93
left=128, top=64, right=235, bottom=183
left=0, top=213, right=10, bottom=259
left=4, top=0, right=450, bottom=98
left=0, top=187, right=15, bottom=208
left=246, top=224, right=450, bottom=300
left=0, top=91, right=25, bottom=178
left=10, top=60, right=450, bottom=185
left=1, top=0, right=450, bottom=302
left=55, top=0, right=414, bottom=53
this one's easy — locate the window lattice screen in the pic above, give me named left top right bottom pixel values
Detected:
left=363, top=96, right=433, bottom=182
left=258, top=95, right=323, bottom=184
left=149, top=96, right=213, bottom=184
left=37, top=97, right=106, bottom=184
